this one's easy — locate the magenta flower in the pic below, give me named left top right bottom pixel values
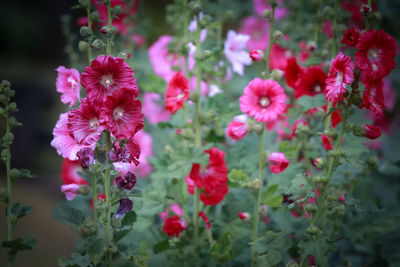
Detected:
left=224, top=30, right=252, bottom=75
left=250, top=50, right=263, bottom=61
left=325, top=52, right=355, bottom=104
left=81, top=55, right=138, bottom=103
left=61, top=184, right=81, bottom=201
left=226, top=121, right=248, bottom=141
left=102, top=88, right=144, bottom=140
left=142, top=93, right=171, bottom=125
left=56, top=66, right=80, bottom=107
left=252, top=0, right=288, bottom=20
left=267, top=152, right=289, bottom=174
left=239, top=16, right=270, bottom=51
left=240, top=78, right=287, bottom=125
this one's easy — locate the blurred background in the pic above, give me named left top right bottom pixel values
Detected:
left=1, top=0, right=400, bottom=266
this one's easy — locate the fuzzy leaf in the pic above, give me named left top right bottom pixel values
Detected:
left=11, top=203, right=33, bottom=220
left=59, top=252, right=91, bottom=267
left=1, top=237, right=36, bottom=262
left=228, top=168, right=249, bottom=187
left=54, top=204, right=85, bottom=229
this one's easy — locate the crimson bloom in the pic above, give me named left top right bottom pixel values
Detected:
left=267, top=152, right=289, bottom=174
left=240, top=78, right=287, bottom=126
left=163, top=216, right=186, bottom=237
left=198, top=211, right=211, bottom=229
left=81, top=55, right=138, bottom=103
left=284, top=57, right=302, bottom=88
left=325, top=52, right=355, bottom=104
left=355, top=30, right=396, bottom=81
left=68, top=97, right=106, bottom=146
left=102, top=88, right=144, bottom=140
left=321, top=134, right=333, bottom=150
left=294, top=66, right=327, bottom=99
left=185, top=148, right=229, bottom=205
left=331, top=109, right=343, bottom=128
left=164, top=72, right=190, bottom=114
left=362, top=77, right=385, bottom=117
left=363, top=124, right=381, bottom=140
left=341, top=27, right=360, bottom=47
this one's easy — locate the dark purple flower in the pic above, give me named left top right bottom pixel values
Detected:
left=116, top=198, right=133, bottom=218
left=76, top=147, right=95, bottom=169
left=115, top=172, right=137, bottom=190
left=109, top=146, right=131, bottom=163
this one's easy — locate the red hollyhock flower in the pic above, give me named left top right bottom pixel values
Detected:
left=294, top=66, right=327, bottom=99
left=163, top=216, right=186, bottom=237
left=284, top=57, right=302, bottom=88
left=164, top=72, right=189, bottom=114
left=226, top=121, right=248, bottom=140
left=325, top=52, right=355, bottom=104
left=362, top=77, right=385, bottom=117
left=239, top=78, right=287, bottom=125
left=198, top=211, right=211, bottom=229
left=81, top=55, right=138, bottom=103
left=103, top=88, right=144, bottom=140
left=341, top=27, right=360, bottom=47
left=363, top=124, right=381, bottom=139
left=185, top=148, right=229, bottom=205
left=250, top=50, right=263, bottom=61
left=331, top=109, right=342, bottom=128
left=267, top=152, right=289, bottom=174
left=321, top=134, right=333, bottom=150
left=355, top=30, right=396, bottom=81
left=61, top=158, right=87, bottom=185
left=269, top=44, right=292, bottom=71
left=238, top=212, right=251, bottom=221
left=68, top=98, right=106, bottom=146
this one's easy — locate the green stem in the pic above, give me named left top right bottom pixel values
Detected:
left=5, top=113, right=12, bottom=267
left=251, top=127, right=264, bottom=264
left=106, top=3, right=112, bottom=55
left=91, top=173, right=98, bottom=234
left=265, top=6, right=276, bottom=77
left=216, top=0, right=223, bottom=89
left=331, top=0, right=339, bottom=57
left=87, top=4, right=92, bottom=62
left=193, top=187, right=200, bottom=258
left=104, top=131, right=112, bottom=267
left=314, top=0, right=321, bottom=43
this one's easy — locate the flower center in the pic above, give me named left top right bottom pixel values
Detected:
left=89, top=118, right=99, bottom=129
left=259, top=96, right=270, bottom=108
left=368, top=48, right=379, bottom=60
left=101, top=75, right=113, bottom=88
left=313, top=84, right=321, bottom=93
left=67, top=76, right=77, bottom=88
left=336, top=72, right=343, bottom=84
left=177, top=92, right=185, bottom=100
left=113, top=107, right=124, bottom=120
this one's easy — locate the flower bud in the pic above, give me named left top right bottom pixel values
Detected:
left=270, top=69, right=283, bottom=80
left=254, top=123, right=264, bottom=134
left=91, top=11, right=100, bottom=21
left=286, top=260, right=299, bottom=267
left=360, top=4, right=372, bottom=16
left=262, top=9, right=271, bottom=19
left=238, top=212, right=251, bottom=222
left=273, top=30, right=283, bottom=41
left=92, top=39, right=105, bottom=49
left=304, top=203, right=317, bottom=212
left=328, top=149, right=345, bottom=157
left=250, top=50, right=263, bottom=61
left=226, top=121, right=248, bottom=140
left=313, top=157, right=326, bottom=169
left=362, top=124, right=381, bottom=140
left=259, top=205, right=268, bottom=216
left=249, top=178, right=262, bottom=190
left=307, top=224, right=320, bottom=235
left=268, top=152, right=290, bottom=174
left=8, top=102, right=17, bottom=112
left=312, top=175, right=328, bottom=184
left=225, top=10, right=234, bottom=19
left=80, top=26, right=91, bottom=37
left=2, top=132, right=14, bottom=145
left=79, top=41, right=88, bottom=52
left=101, top=25, right=117, bottom=37
left=307, top=41, right=317, bottom=51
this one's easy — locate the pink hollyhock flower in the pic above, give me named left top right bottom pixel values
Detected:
left=341, top=27, right=360, bottom=47
left=56, top=66, right=80, bottom=107
left=113, top=130, right=153, bottom=177
left=321, top=134, right=333, bottom=150
left=269, top=44, right=293, bottom=71
left=198, top=211, right=211, bottom=229
left=51, top=112, right=95, bottom=160
left=189, top=76, right=208, bottom=96
left=148, top=35, right=194, bottom=81
left=188, top=12, right=207, bottom=42
left=163, top=216, right=186, bottom=237
left=331, top=109, right=343, bottom=128
left=325, top=52, right=355, bottom=104
left=61, top=184, right=81, bottom=201
left=68, top=98, right=106, bottom=146
left=362, top=77, right=385, bottom=117
left=77, top=17, right=88, bottom=27
left=61, top=158, right=87, bottom=186
left=81, top=55, right=138, bottom=102
left=95, top=0, right=138, bottom=35
left=185, top=148, right=229, bottom=205
left=239, top=16, right=270, bottom=51
left=159, top=203, right=184, bottom=222
left=224, top=30, right=252, bottom=75
left=226, top=121, right=248, bottom=140
left=238, top=212, right=251, bottom=221
left=165, top=72, right=190, bottom=114
left=363, top=124, right=381, bottom=139
left=267, top=152, right=289, bottom=174
left=239, top=78, right=287, bottom=125
left=142, top=93, right=171, bottom=125
left=252, top=0, right=288, bottom=20
left=284, top=57, right=302, bottom=88
left=102, top=88, right=143, bottom=140
left=250, top=50, right=263, bottom=61
left=293, top=66, right=327, bottom=99
left=355, top=29, right=396, bottom=81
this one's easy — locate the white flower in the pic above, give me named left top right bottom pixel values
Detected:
left=224, top=30, right=252, bottom=75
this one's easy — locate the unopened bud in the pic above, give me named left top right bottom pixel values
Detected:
left=313, top=157, right=326, bottom=169
left=238, top=212, right=251, bottom=222
left=91, top=11, right=100, bottom=21
left=328, top=149, right=346, bottom=157
left=249, top=178, right=262, bottom=190
left=79, top=41, right=88, bottom=52
left=259, top=205, right=268, bottom=216
left=262, top=9, right=271, bottom=19
left=273, top=30, right=283, bottom=41
left=92, top=39, right=105, bottom=49
left=360, top=4, right=372, bottom=16
left=112, top=5, right=123, bottom=15
left=270, top=69, right=283, bottom=80
left=307, top=224, right=320, bottom=235
left=312, top=175, right=328, bottom=184
left=80, top=26, right=91, bottom=37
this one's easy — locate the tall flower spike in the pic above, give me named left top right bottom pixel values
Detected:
left=81, top=55, right=138, bottom=103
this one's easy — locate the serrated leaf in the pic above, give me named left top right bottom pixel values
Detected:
left=84, top=238, right=105, bottom=265
left=54, top=204, right=85, bottom=229
left=264, top=194, right=283, bottom=208
left=11, top=203, right=33, bottom=220
left=228, top=168, right=249, bottom=187
left=279, top=142, right=300, bottom=160
left=2, top=237, right=36, bottom=262
left=121, top=211, right=137, bottom=227
left=210, top=231, right=234, bottom=262
left=10, top=168, right=33, bottom=181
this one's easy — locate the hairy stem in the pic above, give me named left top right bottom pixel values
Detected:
left=104, top=131, right=112, bottom=267
left=87, top=4, right=92, bottom=62
left=265, top=6, right=276, bottom=76
left=5, top=112, right=12, bottom=267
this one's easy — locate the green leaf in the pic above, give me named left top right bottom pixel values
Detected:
left=84, top=237, right=105, bottom=266
left=297, top=95, right=326, bottom=111
left=210, top=231, right=234, bottom=262
left=54, top=204, right=85, bottom=229
left=113, top=229, right=131, bottom=242
left=10, top=168, right=33, bottom=181
left=153, top=239, right=170, bottom=254
left=121, top=211, right=137, bottom=227
left=279, top=142, right=300, bottom=160
left=264, top=194, right=283, bottom=208
left=257, top=250, right=282, bottom=266
left=299, top=236, right=336, bottom=267
left=11, top=203, right=33, bottom=220
left=2, top=237, right=36, bottom=262
left=228, top=168, right=249, bottom=187
left=59, top=252, right=91, bottom=267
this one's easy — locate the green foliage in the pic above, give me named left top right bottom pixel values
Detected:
left=228, top=168, right=249, bottom=187
left=261, top=184, right=283, bottom=208
left=253, top=231, right=291, bottom=266
left=59, top=253, right=92, bottom=267
left=296, top=95, right=326, bottom=112
left=210, top=231, right=234, bottom=262
left=11, top=203, right=33, bottom=221
left=1, top=237, right=36, bottom=262
left=54, top=203, right=85, bottom=230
